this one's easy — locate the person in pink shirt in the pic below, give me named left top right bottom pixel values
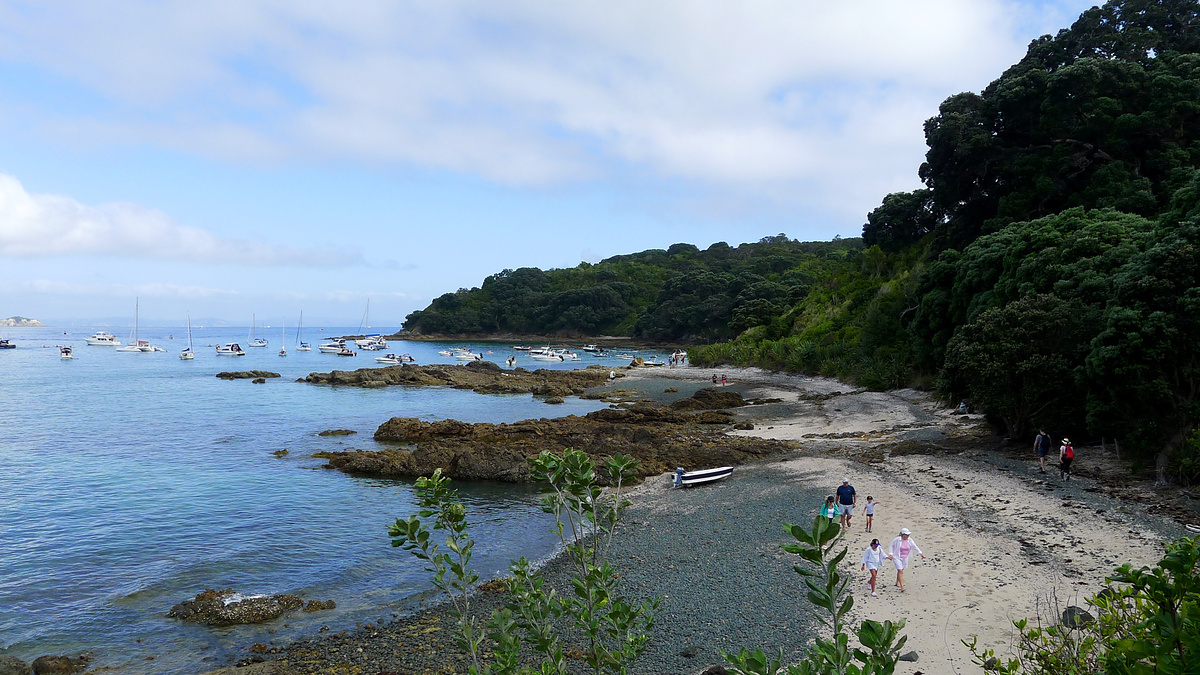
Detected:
left=889, top=528, right=924, bottom=592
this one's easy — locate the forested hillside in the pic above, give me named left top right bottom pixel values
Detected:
left=404, top=0, right=1200, bottom=470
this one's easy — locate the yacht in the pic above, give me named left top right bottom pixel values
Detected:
left=318, top=339, right=346, bottom=354
left=216, top=343, right=246, bottom=356
left=84, top=331, right=122, bottom=346
left=355, top=334, right=387, bottom=350
left=247, top=314, right=267, bottom=347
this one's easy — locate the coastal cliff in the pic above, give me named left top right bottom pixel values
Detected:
left=0, top=316, right=44, bottom=327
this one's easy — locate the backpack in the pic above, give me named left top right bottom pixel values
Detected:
left=1064, top=445, right=1074, bottom=459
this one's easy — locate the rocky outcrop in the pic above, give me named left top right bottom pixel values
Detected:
left=216, top=371, right=281, bottom=380
left=315, top=405, right=795, bottom=483
left=0, top=316, right=43, bottom=327
left=30, top=654, right=90, bottom=675
left=0, top=656, right=29, bottom=675
left=304, top=360, right=614, bottom=397
left=317, top=429, right=357, bottom=436
left=167, top=589, right=303, bottom=626
left=670, top=388, right=748, bottom=410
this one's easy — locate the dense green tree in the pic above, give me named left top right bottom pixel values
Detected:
left=862, top=189, right=941, bottom=253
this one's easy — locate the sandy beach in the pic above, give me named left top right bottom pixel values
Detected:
left=257, top=364, right=1196, bottom=675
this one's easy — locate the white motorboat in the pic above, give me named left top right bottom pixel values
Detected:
left=512, top=345, right=531, bottom=351
left=216, top=343, right=246, bottom=356
left=453, top=350, right=481, bottom=361
left=0, top=339, right=14, bottom=349
left=530, top=352, right=564, bottom=361
left=335, top=346, right=357, bottom=356
left=59, top=345, right=74, bottom=359
left=179, top=313, right=195, bottom=360
left=672, top=466, right=733, bottom=487
left=355, top=333, right=387, bottom=349
left=613, top=353, right=636, bottom=360
left=375, top=353, right=402, bottom=364
left=553, top=349, right=580, bottom=361
left=84, top=331, right=121, bottom=346
left=318, top=339, right=346, bottom=354
left=581, top=344, right=599, bottom=352
left=296, top=311, right=311, bottom=351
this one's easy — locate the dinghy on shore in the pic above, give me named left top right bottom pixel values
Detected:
left=672, top=466, right=733, bottom=487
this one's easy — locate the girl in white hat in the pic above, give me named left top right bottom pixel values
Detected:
left=889, top=528, right=924, bottom=592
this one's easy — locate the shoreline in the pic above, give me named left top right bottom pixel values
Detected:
left=219, top=366, right=1200, bottom=673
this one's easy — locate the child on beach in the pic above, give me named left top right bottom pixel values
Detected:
left=820, top=496, right=838, bottom=522
left=860, top=539, right=892, bottom=597
left=864, top=496, right=877, bottom=532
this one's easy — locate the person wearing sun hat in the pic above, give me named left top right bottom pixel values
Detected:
left=889, top=528, right=924, bottom=592
left=836, top=477, right=857, bottom=529
left=1060, top=437, right=1075, bottom=480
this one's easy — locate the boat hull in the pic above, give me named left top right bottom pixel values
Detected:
left=675, top=466, right=733, bottom=487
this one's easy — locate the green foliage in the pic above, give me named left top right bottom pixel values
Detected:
left=723, top=515, right=908, bottom=675
left=968, top=536, right=1200, bottom=674
left=389, top=452, right=655, bottom=675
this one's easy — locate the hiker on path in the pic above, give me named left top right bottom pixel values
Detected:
left=1034, top=429, right=1052, bottom=474
left=836, top=478, right=857, bottom=529
left=890, top=528, right=924, bottom=592
left=820, top=496, right=838, bottom=522
left=1060, top=438, right=1075, bottom=480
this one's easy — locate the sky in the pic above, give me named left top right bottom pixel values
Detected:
left=0, top=0, right=1100, bottom=328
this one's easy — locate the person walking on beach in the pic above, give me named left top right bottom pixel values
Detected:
left=721, top=373, right=727, bottom=386
left=712, top=373, right=719, bottom=385
left=820, top=496, right=838, bottom=522
left=864, top=496, right=878, bottom=532
left=836, top=478, right=857, bottom=529
left=1060, top=437, right=1075, bottom=480
left=860, top=539, right=892, bottom=597
left=890, top=528, right=924, bottom=592
left=1034, top=429, right=1052, bottom=474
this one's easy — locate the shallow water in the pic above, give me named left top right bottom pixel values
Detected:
left=0, top=327, right=662, bottom=673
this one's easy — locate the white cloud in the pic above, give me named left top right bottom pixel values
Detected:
left=0, top=174, right=361, bottom=265
left=18, top=279, right=241, bottom=298
left=0, top=0, right=1098, bottom=223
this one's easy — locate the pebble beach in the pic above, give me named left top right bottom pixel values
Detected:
left=251, top=365, right=1195, bottom=675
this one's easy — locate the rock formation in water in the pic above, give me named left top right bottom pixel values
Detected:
left=315, top=405, right=794, bottom=483
left=215, top=371, right=281, bottom=380
left=303, top=360, right=614, bottom=396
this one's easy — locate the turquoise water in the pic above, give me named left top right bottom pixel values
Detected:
left=0, top=327, right=657, bottom=673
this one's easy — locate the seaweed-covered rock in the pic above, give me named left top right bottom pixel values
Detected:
left=317, top=429, right=357, bottom=437
left=216, top=371, right=281, bottom=380
left=0, top=656, right=29, bottom=675
left=167, top=589, right=303, bottom=626
left=316, top=405, right=795, bottom=483
left=30, top=654, right=90, bottom=675
left=303, top=599, right=337, bottom=612
left=303, top=363, right=610, bottom=397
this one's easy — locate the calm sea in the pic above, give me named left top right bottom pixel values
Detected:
left=0, top=326, right=660, bottom=673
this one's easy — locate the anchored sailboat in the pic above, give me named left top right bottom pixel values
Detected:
left=180, top=312, right=195, bottom=360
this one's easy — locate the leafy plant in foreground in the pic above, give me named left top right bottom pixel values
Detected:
left=723, top=514, right=908, bottom=675
left=389, top=450, right=656, bottom=675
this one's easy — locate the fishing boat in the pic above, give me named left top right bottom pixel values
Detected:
left=248, top=314, right=267, bottom=347
left=216, top=343, right=246, bottom=356
left=672, top=466, right=733, bottom=488
left=0, top=339, right=14, bottom=349
left=179, top=313, right=195, bottom=360
left=59, top=345, right=74, bottom=359
left=84, top=331, right=121, bottom=346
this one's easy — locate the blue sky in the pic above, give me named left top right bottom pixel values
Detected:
left=0, top=0, right=1099, bottom=327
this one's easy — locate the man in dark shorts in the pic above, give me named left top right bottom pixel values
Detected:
left=1034, top=429, right=1052, bottom=474
left=836, top=478, right=857, bottom=529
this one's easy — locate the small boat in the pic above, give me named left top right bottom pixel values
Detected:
left=248, top=314, right=267, bottom=347
left=592, top=350, right=610, bottom=357
left=672, top=466, right=733, bottom=488
left=375, top=353, right=402, bottom=364
left=453, top=350, right=480, bottom=361
left=180, top=313, right=195, bottom=360
left=530, top=351, right=563, bottom=361
left=335, top=346, right=357, bottom=356
left=295, top=311, right=311, bottom=351
left=59, top=345, right=74, bottom=359
left=117, top=298, right=165, bottom=352
left=512, top=345, right=531, bottom=351
left=216, top=343, right=246, bottom=356
left=581, top=344, right=599, bottom=352
left=0, top=339, right=13, bottom=349
left=355, top=333, right=387, bottom=350
left=613, top=353, right=636, bottom=360
left=641, top=358, right=666, bottom=367
left=84, top=331, right=121, bottom=346
left=279, top=318, right=287, bottom=357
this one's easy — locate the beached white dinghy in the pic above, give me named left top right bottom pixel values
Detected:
left=672, top=466, right=733, bottom=487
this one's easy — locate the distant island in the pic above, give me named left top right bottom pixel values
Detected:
left=0, top=316, right=44, bottom=327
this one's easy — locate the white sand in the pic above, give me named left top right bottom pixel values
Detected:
left=622, top=364, right=1173, bottom=674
